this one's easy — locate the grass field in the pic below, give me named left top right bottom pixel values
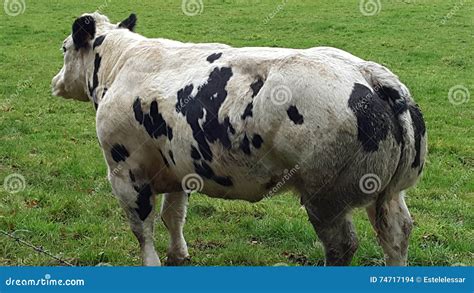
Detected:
left=0, top=0, right=473, bottom=266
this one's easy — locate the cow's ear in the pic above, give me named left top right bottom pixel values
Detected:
left=119, top=13, right=137, bottom=31
left=72, top=15, right=96, bottom=50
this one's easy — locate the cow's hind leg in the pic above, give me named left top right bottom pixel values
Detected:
left=304, top=198, right=359, bottom=266
left=161, top=191, right=190, bottom=266
left=366, top=191, right=413, bottom=266
left=110, top=171, right=160, bottom=266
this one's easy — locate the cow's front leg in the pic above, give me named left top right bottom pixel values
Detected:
left=161, top=191, right=190, bottom=266
left=110, top=172, right=160, bottom=266
left=304, top=198, right=359, bottom=266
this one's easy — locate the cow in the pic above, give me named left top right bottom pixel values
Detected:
left=51, top=12, right=427, bottom=266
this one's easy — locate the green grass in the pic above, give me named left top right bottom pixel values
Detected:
left=0, top=0, right=472, bottom=266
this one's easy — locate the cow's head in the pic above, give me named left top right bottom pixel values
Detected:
left=51, top=12, right=137, bottom=101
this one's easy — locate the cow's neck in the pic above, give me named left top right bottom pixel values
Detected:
left=86, top=32, right=149, bottom=111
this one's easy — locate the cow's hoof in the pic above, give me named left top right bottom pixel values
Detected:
left=96, top=262, right=113, bottom=267
left=165, top=256, right=191, bottom=266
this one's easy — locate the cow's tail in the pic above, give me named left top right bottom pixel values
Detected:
left=358, top=61, right=427, bottom=198
left=359, top=61, right=414, bottom=113
left=358, top=62, right=427, bottom=265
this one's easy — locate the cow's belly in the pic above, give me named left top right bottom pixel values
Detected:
left=194, top=170, right=296, bottom=203
left=200, top=180, right=270, bottom=202
left=167, top=142, right=292, bottom=202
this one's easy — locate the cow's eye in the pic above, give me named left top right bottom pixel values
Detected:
left=62, top=46, right=67, bottom=53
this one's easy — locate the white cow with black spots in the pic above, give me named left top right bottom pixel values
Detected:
left=52, top=13, right=427, bottom=266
